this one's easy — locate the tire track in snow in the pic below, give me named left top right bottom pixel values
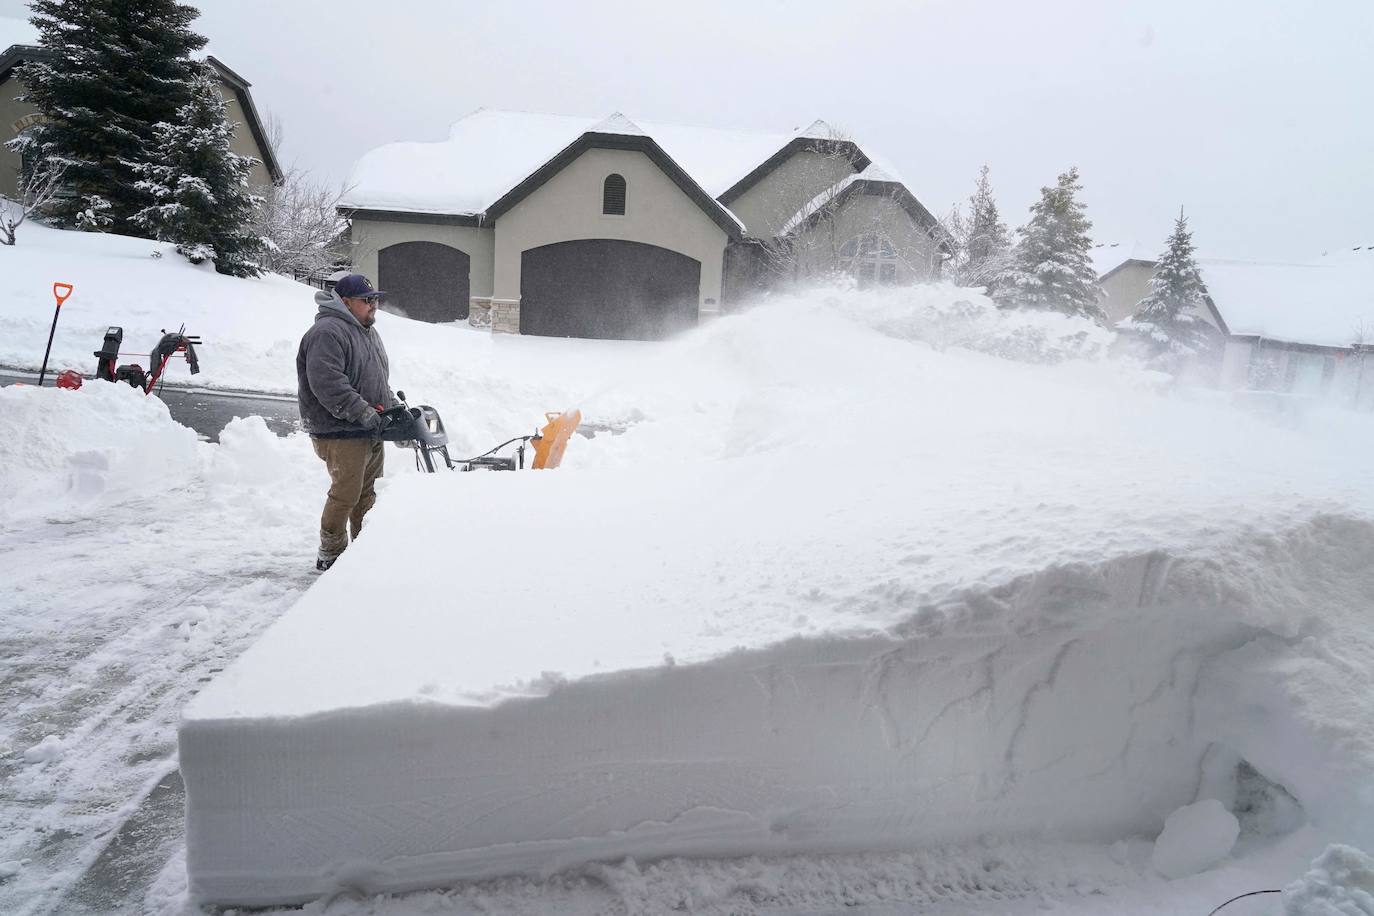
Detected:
left=0, top=490, right=315, bottom=915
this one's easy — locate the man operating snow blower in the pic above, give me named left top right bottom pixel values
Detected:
left=296, top=274, right=396, bottom=571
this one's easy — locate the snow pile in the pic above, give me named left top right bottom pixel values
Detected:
left=808, top=280, right=1116, bottom=362
left=180, top=279, right=1374, bottom=906
left=1284, top=845, right=1374, bottom=915
left=0, top=382, right=200, bottom=523
left=1149, top=800, right=1239, bottom=879
left=20, top=734, right=66, bottom=765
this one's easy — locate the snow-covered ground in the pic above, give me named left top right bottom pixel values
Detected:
left=3, top=223, right=1374, bottom=915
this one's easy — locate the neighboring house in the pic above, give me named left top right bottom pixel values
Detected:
left=339, top=108, right=948, bottom=339
left=0, top=17, right=282, bottom=197
left=1095, top=243, right=1374, bottom=409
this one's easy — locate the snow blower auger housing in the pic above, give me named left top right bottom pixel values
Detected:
left=380, top=390, right=581, bottom=474
left=94, top=325, right=201, bottom=394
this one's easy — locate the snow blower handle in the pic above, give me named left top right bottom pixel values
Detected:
left=38, top=281, right=75, bottom=387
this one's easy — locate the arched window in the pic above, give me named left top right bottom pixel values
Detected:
left=839, top=234, right=898, bottom=288
left=602, top=174, right=626, bottom=215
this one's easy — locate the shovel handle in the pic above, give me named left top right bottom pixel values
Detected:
left=52, top=282, right=74, bottom=307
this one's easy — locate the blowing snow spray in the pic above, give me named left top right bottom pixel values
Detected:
left=37, top=281, right=74, bottom=387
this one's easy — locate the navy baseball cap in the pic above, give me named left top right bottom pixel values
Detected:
left=335, top=274, right=385, bottom=299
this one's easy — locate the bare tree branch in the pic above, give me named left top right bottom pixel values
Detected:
left=0, top=156, right=67, bottom=246
left=252, top=167, right=352, bottom=282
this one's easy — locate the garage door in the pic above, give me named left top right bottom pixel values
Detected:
left=377, top=241, right=469, bottom=323
left=519, top=240, right=700, bottom=340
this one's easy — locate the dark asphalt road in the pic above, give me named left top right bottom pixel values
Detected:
left=1, top=369, right=299, bottom=442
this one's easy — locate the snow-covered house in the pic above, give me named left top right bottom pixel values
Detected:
left=339, top=109, right=948, bottom=338
left=0, top=17, right=282, bottom=197
left=1094, top=243, right=1374, bottom=408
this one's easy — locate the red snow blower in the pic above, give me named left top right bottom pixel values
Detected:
left=93, top=325, right=201, bottom=394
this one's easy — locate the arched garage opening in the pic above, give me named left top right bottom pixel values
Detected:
left=519, top=239, right=701, bottom=340
left=377, top=241, right=470, bottom=323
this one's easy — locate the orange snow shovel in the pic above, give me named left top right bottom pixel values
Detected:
left=37, top=282, right=74, bottom=387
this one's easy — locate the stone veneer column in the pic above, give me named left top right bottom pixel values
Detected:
left=468, top=298, right=493, bottom=329
left=490, top=298, right=521, bottom=335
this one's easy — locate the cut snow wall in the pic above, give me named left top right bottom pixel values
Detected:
left=180, top=526, right=1374, bottom=906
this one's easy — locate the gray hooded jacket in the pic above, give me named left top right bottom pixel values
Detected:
left=297, top=290, right=396, bottom=438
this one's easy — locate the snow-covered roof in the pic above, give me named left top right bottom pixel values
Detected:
left=340, top=108, right=864, bottom=218
left=1090, top=241, right=1160, bottom=278
left=0, top=15, right=38, bottom=54
left=1198, top=255, right=1374, bottom=348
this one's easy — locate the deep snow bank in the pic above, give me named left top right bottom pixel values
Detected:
left=0, top=381, right=200, bottom=523
left=182, top=521, right=1374, bottom=907
left=180, top=285, right=1374, bottom=906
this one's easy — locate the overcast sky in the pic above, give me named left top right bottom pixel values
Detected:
left=4, top=0, right=1371, bottom=261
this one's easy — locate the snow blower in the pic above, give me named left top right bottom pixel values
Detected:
left=379, top=390, right=581, bottom=474
left=94, top=325, right=201, bottom=394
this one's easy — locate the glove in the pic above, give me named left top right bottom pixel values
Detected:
left=360, top=409, right=382, bottom=434
left=374, top=405, right=413, bottom=441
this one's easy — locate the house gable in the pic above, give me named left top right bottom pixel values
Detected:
left=782, top=179, right=948, bottom=285
left=485, top=131, right=742, bottom=239
left=718, top=136, right=870, bottom=207
left=724, top=144, right=865, bottom=240
left=203, top=56, right=283, bottom=185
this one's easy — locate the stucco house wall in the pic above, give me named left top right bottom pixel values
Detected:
left=794, top=190, right=941, bottom=282
left=215, top=80, right=273, bottom=189
left=1097, top=261, right=1153, bottom=327
left=0, top=75, right=31, bottom=196
left=727, top=149, right=857, bottom=240
left=493, top=146, right=729, bottom=313
left=350, top=219, right=496, bottom=300
left=1219, top=339, right=1255, bottom=389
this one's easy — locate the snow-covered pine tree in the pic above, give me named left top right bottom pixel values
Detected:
left=18, top=0, right=206, bottom=231
left=999, top=167, right=1104, bottom=322
left=132, top=67, right=264, bottom=276
left=963, top=164, right=1010, bottom=287
left=1121, top=211, right=1218, bottom=371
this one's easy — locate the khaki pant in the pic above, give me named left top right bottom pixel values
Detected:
left=311, top=437, right=385, bottom=561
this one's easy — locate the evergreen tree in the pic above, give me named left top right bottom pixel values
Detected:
left=964, top=164, right=1010, bottom=282
left=132, top=66, right=264, bottom=276
left=940, top=165, right=1011, bottom=289
left=19, top=0, right=206, bottom=231
left=999, top=167, right=1104, bottom=322
left=1121, top=211, right=1218, bottom=371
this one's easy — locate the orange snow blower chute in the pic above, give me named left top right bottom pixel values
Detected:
left=531, top=409, right=581, bottom=470
left=379, top=391, right=582, bottom=474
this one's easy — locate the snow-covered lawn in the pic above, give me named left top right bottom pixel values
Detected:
left=4, top=223, right=1374, bottom=915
